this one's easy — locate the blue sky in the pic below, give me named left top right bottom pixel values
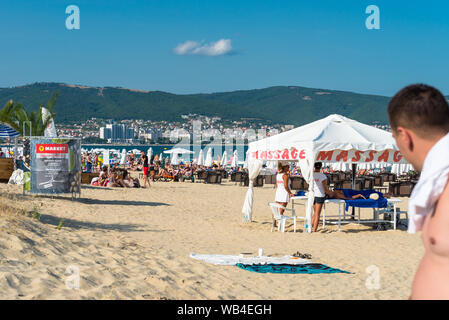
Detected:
left=1, top=0, right=449, bottom=96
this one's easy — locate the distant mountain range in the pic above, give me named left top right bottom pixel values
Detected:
left=0, top=82, right=395, bottom=125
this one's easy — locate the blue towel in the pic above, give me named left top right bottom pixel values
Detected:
left=334, top=189, right=388, bottom=212
left=294, top=190, right=306, bottom=196
left=236, top=263, right=351, bottom=274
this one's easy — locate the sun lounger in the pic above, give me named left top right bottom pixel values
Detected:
left=334, top=189, right=387, bottom=211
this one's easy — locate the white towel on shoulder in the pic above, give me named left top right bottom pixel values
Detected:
left=408, top=133, right=449, bottom=233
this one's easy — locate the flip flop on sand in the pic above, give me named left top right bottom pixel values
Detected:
left=292, top=251, right=312, bottom=259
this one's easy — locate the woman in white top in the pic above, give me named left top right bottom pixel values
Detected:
left=311, top=162, right=331, bottom=232
left=275, top=163, right=295, bottom=215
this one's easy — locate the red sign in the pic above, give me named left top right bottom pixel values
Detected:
left=252, top=148, right=405, bottom=163
left=36, top=144, right=69, bottom=154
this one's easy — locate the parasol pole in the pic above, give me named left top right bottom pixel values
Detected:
left=351, top=163, right=357, bottom=220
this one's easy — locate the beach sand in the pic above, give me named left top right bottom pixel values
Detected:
left=0, top=178, right=423, bottom=300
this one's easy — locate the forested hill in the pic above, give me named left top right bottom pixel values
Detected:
left=0, top=82, right=393, bottom=125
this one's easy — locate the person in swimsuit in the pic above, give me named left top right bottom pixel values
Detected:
left=140, top=150, right=150, bottom=188
left=149, top=155, right=156, bottom=181
left=388, top=84, right=449, bottom=299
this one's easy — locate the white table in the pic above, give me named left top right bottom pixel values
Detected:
left=291, top=196, right=345, bottom=231
left=291, top=196, right=405, bottom=232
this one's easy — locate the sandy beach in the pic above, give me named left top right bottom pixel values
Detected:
left=0, top=178, right=423, bottom=300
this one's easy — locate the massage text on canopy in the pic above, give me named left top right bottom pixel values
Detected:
left=251, top=148, right=405, bottom=163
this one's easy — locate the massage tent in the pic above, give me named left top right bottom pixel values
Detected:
left=241, top=114, right=409, bottom=232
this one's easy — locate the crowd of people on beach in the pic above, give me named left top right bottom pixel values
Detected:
left=81, top=148, right=393, bottom=191
left=82, top=149, right=247, bottom=188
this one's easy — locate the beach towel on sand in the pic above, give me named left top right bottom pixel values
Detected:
left=237, top=263, right=350, bottom=274
left=190, top=253, right=350, bottom=274
left=189, top=253, right=310, bottom=266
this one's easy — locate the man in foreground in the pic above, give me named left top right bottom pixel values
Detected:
left=388, top=84, right=449, bottom=299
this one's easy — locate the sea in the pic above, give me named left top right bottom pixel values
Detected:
left=81, top=144, right=250, bottom=161
left=0, top=143, right=250, bottom=161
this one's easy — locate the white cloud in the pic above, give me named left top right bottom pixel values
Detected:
left=173, top=39, right=233, bottom=56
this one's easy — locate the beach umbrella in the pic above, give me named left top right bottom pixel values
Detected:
left=243, top=150, right=249, bottom=169
left=231, top=150, right=238, bottom=167
left=204, top=148, right=213, bottom=167
left=0, top=124, right=20, bottom=169
left=0, top=124, right=20, bottom=138
left=220, top=151, right=228, bottom=167
left=171, top=152, right=180, bottom=165
left=406, top=163, right=413, bottom=174
left=102, top=150, right=110, bottom=166
left=147, top=147, right=153, bottom=160
left=163, top=147, right=193, bottom=154
left=197, top=149, right=205, bottom=166
left=119, top=148, right=127, bottom=165
left=266, top=160, right=276, bottom=170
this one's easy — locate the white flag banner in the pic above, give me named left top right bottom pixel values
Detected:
left=42, top=107, right=57, bottom=137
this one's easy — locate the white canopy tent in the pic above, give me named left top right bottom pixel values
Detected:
left=241, top=114, right=409, bottom=232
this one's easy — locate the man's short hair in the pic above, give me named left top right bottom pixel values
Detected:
left=388, top=84, right=449, bottom=137
left=314, top=162, right=323, bottom=170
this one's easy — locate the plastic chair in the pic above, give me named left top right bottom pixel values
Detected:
left=268, top=202, right=296, bottom=233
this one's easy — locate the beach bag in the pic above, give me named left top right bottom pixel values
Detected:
left=8, top=169, right=24, bottom=185
left=91, top=177, right=99, bottom=185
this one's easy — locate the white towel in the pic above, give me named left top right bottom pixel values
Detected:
left=408, top=133, right=449, bottom=233
left=189, top=253, right=311, bottom=265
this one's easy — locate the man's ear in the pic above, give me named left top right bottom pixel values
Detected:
left=396, top=126, right=414, bottom=152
